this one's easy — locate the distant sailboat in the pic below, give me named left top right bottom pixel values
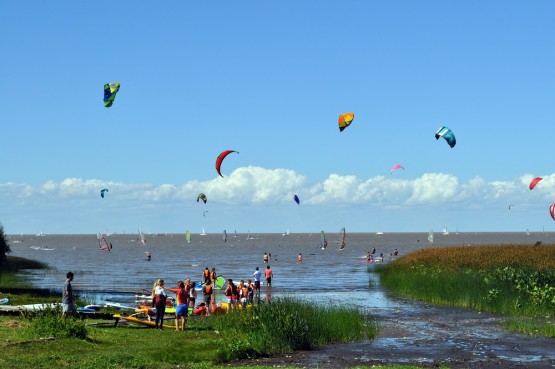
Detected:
left=185, top=230, right=191, bottom=243
left=443, top=227, right=449, bottom=235
left=246, top=230, right=254, bottom=240
left=338, top=228, right=346, bottom=250
left=282, top=227, right=290, bottom=236
left=200, top=227, right=207, bottom=236
left=233, top=230, right=237, bottom=238
left=320, top=230, right=328, bottom=250
left=223, top=230, right=227, bottom=243
left=428, top=229, right=434, bottom=243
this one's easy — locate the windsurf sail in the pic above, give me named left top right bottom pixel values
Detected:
left=223, top=230, right=227, bottom=243
left=200, top=227, right=207, bottom=236
left=185, top=230, right=191, bottom=243
left=320, top=230, right=327, bottom=250
left=428, top=229, right=434, bottom=243
left=139, top=229, right=146, bottom=245
left=97, top=233, right=111, bottom=252
left=339, top=228, right=346, bottom=250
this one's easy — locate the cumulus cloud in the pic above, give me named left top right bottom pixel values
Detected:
left=1, top=167, right=553, bottom=209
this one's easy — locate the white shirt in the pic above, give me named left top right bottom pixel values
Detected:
left=253, top=270, right=262, bottom=282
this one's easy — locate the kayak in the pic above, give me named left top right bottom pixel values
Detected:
left=113, top=313, right=174, bottom=329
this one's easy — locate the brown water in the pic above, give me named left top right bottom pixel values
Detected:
left=7, top=231, right=555, bottom=367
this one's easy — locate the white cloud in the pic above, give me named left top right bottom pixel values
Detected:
left=2, top=167, right=554, bottom=209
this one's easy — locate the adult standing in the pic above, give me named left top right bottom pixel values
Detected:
left=62, top=271, right=76, bottom=318
left=265, top=265, right=273, bottom=286
left=153, top=279, right=167, bottom=329
left=253, top=267, right=262, bottom=302
left=167, top=280, right=188, bottom=331
left=202, top=281, right=213, bottom=316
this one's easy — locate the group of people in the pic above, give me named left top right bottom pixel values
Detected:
left=366, top=247, right=399, bottom=261
left=60, top=264, right=276, bottom=330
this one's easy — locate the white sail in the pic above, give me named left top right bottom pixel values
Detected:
left=428, top=229, right=434, bottom=243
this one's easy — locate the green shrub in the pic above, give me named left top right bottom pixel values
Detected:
left=22, top=305, right=87, bottom=340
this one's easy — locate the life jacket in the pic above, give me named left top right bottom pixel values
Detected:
left=203, top=285, right=212, bottom=295
left=241, top=286, right=249, bottom=298
left=210, top=271, right=216, bottom=281
left=203, top=269, right=210, bottom=278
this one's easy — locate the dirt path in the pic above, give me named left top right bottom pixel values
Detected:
left=235, top=295, right=555, bottom=369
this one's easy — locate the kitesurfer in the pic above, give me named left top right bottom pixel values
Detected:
left=298, top=253, right=303, bottom=263
left=145, top=251, right=151, bottom=261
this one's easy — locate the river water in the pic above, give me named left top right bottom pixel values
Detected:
left=6, top=231, right=555, bottom=368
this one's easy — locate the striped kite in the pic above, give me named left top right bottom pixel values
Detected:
left=435, top=126, right=456, bottom=148
left=103, top=82, right=120, bottom=107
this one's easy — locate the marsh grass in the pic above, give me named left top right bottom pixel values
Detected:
left=378, top=245, right=555, bottom=337
left=199, top=297, right=373, bottom=361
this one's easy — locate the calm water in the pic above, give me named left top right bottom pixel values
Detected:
left=7, top=231, right=550, bottom=307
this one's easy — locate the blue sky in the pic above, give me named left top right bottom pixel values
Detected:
left=1, top=1, right=554, bottom=234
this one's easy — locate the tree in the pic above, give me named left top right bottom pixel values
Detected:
left=0, top=223, right=11, bottom=265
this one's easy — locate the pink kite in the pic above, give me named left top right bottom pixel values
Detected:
left=550, top=202, right=555, bottom=221
left=390, top=164, right=404, bottom=174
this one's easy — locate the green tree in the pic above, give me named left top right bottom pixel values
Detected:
left=0, top=223, right=11, bottom=265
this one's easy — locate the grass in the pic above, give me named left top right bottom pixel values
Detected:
left=0, top=299, right=373, bottom=369
left=377, top=244, right=555, bottom=337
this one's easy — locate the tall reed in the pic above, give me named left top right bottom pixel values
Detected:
left=378, top=245, right=555, bottom=317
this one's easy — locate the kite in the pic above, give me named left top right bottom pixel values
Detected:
left=100, top=188, right=109, bottom=198
left=508, top=204, right=515, bottom=210
left=103, top=82, right=120, bottom=107
left=550, top=202, right=555, bottom=221
left=435, top=126, right=456, bottom=148
left=529, top=177, right=543, bottom=190
left=338, top=112, right=355, bottom=132
left=390, top=164, right=404, bottom=174
left=293, top=194, right=300, bottom=205
left=203, top=211, right=208, bottom=217
left=216, top=150, right=238, bottom=177
left=197, top=193, right=207, bottom=204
